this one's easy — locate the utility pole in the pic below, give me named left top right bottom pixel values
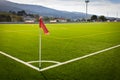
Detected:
left=85, top=0, right=90, bottom=22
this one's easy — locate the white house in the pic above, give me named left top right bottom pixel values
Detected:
left=23, top=16, right=35, bottom=23
left=57, top=18, right=67, bottom=22
left=50, top=20, right=57, bottom=23
left=50, top=18, right=67, bottom=23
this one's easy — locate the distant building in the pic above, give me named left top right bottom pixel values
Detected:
left=50, top=20, right=57, bottom=23
left=50, top=18, right=67, bottom=23
left=57, top=18, right=67, bottom=22
left=107, top=20, right=110, bottom=22
left=114, top=20, right=118, bottom=22
left=23, top=16, right=35, bottom=23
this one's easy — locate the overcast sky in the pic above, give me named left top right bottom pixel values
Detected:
left=7, top=0, right=120, bottom=18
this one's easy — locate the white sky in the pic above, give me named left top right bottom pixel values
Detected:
left=7, top=0, right=120, bottom=18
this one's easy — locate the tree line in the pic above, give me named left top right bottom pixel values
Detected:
left=0, top=10, right=107, bottom=22
left=90, top=15, right=107, bottom=22
left=0, top=10, right=39, bottom=22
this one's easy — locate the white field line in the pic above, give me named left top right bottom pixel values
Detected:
left=27, top=60, right=61, bottom=64
left=0, top=51, right=39, bottom=71
left=0, top=44, right=120, bottom=72
left=40, top=44, right=120, bottom=72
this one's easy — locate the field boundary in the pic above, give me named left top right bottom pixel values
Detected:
left=0, top=44, right=120, bottom=72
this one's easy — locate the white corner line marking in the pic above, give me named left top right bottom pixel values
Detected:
left=40, top=44, right=120, bottom=72
left=27, top=60, right=61, bottom=64
left=0, top=51, right=40, bottom=71
left=0, top=44, right=120, bottom=72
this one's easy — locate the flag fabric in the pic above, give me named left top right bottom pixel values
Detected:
left=39, top=17, right=49, bottom=34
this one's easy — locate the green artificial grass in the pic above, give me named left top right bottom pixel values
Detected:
left=0, top=22, right=120, bottom=80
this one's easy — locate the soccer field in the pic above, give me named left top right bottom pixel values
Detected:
left=0, top=22, right=120, bottom=80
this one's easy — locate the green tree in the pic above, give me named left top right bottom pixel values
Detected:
left=43, top=17, right=50, bottom=22
left=99, top=16, right=107, bottom=22
left=17, top=10, right=27, bottom=16
left=67, top=19, right=71, bottom=22
left=6, top=15, right=11, bottom=22
left=0, top=15, right=11, bottom=22
left=91, top=15, right=97, bottom=21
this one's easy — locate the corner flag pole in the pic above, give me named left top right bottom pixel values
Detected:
left=39, top=16, right=49, bottom=71
left=39, top=27, right=42, bottom=70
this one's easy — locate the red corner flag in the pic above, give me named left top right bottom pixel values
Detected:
left=39, top=17, right=49, bottom=34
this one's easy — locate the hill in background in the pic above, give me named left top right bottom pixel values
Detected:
left=0, top=0, right=89, bottom=19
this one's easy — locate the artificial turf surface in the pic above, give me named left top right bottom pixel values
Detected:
left=0, top=22, right=120, bottom=80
